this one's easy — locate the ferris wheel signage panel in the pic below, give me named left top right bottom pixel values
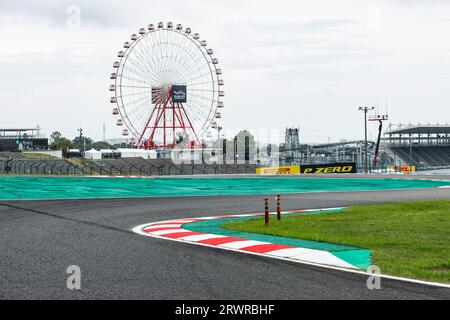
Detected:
left=172, top=85, right=187, bottom=103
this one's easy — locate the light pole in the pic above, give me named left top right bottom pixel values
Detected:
left=358, top=106, right=375, bottom=173
left=77, top=128, right=85, bottom=155
left=218, top=126, right=222, bottom=174
left=212, top=122, right=222, bottom=174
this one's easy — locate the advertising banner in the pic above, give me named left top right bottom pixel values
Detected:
left=256, top=165, right=300, bottom=175
left=388, top=165, right=416, bottom=173
left=299, top=162, right=357, bottom=174
left=172, top=85, right=187, bottom=103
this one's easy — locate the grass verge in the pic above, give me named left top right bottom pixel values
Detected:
left=223, top=200, right=450, bottom=283
left=23, top=152, right=55, bottom=159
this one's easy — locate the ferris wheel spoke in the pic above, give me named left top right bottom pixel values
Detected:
left=189, top=97, right=215, bottom=116
left=120, top=74, right=154, bottom=87
left=166, top=40, right=200, bottom=82
left=127, top=107, right=153, bottom=125
left=120, top=85, right=153, bottom=89
left=120, top=65, right=150, bottom=85
left=188, top=88, right=216, bottom=93
left=134, top=34, right=165, bottom=73
left=124, top=44, right=155, bottom=77
left=186, top=99, right=212, bottom=121
left=135, top=36, right=159, bottom=75
left=132, top=42, right=162, bottom=82
left=125, top=96, right=152, bottom=113
left=124, top=105, right=152, bottom=129
left=187, top=80, right=217, bottom=87
left=171, top=38, right=197, bottom=79
left=118, top=90, right=151, bottom=99
left=124, top=56, right=160, bottom=84
left=119, top=97, right=148, bottom=111
left=120, top=106, right=150, bottom=133
left=189, top=99, right=213, bottom=117
left=120, top=103, right=151, bottom=126
left=186, top=70, right=214, bottom=84
left=126, top=43, right=165, bottom=82
left=122, top=63, right=156, bottom=85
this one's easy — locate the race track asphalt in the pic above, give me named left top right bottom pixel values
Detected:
left=1, top=187, right=450, bottom=300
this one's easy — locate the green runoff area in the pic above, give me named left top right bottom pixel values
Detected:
left=223, top=200, right=450, bottom=284
left=0, top=176, right=450, bottom=200
left=22, top=153, right=55, bottom=159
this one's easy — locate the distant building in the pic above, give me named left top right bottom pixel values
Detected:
left=0, top=128, right=48, bottom=152
left=279, top=127, right=301, bottom=165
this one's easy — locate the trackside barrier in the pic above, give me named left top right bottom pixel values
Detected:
left=0, top=159, right=257, bottom=176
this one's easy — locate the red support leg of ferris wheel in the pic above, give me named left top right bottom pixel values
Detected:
left=137, top=87, right=201, bottom=149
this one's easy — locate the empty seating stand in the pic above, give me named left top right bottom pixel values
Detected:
left=388, top=146, right=450, bottom=168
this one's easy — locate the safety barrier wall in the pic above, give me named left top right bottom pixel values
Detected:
left=0, top=159, right=257, bottom=176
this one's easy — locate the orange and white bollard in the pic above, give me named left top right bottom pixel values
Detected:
left=276, top=194, right=281, bottom=221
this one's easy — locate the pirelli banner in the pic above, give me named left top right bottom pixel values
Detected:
left=299, top=162, right=357, bottom=174
left=256, top=165, right=301, bottom=175
left=256, top=163, right=356, bottom=175
left=388, top=165, right=416, bottom=173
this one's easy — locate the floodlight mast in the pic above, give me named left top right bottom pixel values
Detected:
left=369, top=114, right=389, bottom=169
left=358, top=106, right=375, bottom=173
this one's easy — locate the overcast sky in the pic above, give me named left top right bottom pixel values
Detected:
left=1, top=0, right=450, bottom=143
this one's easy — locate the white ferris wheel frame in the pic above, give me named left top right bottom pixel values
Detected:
left=110, top=22, right=224, bottom=149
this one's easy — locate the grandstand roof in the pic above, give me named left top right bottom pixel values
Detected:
left=312, top=140, right=374, bottom=148
left=0, top=128, right=37, bottom=131
left=385, top=124, right=450, bottom=135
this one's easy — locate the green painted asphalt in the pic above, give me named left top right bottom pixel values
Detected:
left=0, top=176, right=449, bottom=200
left=184, top=209, right=372, bottom=269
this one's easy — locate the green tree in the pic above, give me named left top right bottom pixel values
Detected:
left=72, top=136, right=94, bottom=151
left=92, top=141, right=113, bottom=150
left=49, top=138, right=73, bottom=151
left=50, top=131, right=62, bottom=144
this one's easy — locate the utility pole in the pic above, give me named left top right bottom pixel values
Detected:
left=77, top=128, right=85, bottom=155
left=212, top=122, right=222, bottom=174
left=358, top=106, right=375, bottom=173
left=218, top=126, right=222, bottom=174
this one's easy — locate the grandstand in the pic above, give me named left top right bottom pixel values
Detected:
left=0, top=128, right=48, bottom=151
left=279, top=139, right=375, bottom=169
left=381, top=123, right=450, bottom=169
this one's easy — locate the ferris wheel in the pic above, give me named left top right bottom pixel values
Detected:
left=109, top=22, right=224, bottom=149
